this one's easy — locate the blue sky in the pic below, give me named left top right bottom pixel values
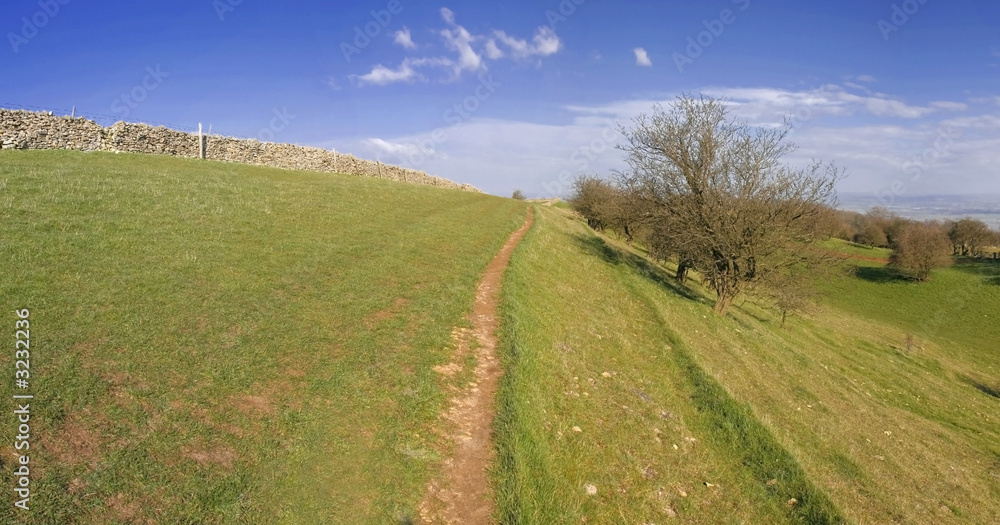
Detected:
left=3, top=1, right=999, bottom=199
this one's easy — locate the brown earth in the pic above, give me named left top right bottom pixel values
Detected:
left=419, top=207, right=534, bottom=524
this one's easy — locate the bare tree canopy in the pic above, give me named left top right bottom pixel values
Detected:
left=890, top=222, right=953, bottom=281
left=616, top=94, right=842, bottom=315
left=947, top=217, right=992, bottom=257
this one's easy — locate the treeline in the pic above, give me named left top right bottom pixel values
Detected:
left=567, top=94, right=998, bottom=322
left=829, top=207, right=1000, bottom=258
left=574, top=174, right=1000, bottom=287
left=570, top=94, right=842, bottom=319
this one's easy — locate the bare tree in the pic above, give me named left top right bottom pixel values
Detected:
left=617, top=94, right=841, bottom=315
left=570, top=175, right=616, bottom=231
left=948, top=217, right=992, bottom=257
left=511, top=189, right=526, bottom=200
left=570, top=175, right=644, bottom=244
left=756, top=264, right=819, bottom=328
left=889, top=221, right=953, bottom=281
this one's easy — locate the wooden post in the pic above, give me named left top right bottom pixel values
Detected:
left=334, top=150, right=338, bottom=172
left=377, top=160, right=383, bottom=178
left=198, top=123, right=205, bottom=159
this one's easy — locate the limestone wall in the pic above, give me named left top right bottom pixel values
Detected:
left=0, top=109, right=479, bottom=192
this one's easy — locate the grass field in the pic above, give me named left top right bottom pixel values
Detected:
left=0, top=150, right=527, bottom=523
left=494, top=206, right=1000, bottom=524
left=3, top=150, right=998, bottom=524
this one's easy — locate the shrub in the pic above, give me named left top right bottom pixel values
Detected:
left=889, top=222, right=953, bottom=281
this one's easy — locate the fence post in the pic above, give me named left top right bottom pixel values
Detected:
left=198, top=123, right=206, bottom=159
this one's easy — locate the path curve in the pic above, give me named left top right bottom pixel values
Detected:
left=419, top=207, right=534, bottom=524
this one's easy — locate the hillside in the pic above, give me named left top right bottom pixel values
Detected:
left=2, top=150, right=998, bottom=524
left=494, top=205, right=999, bottom=524
left=0, top=150, right=525, bottom=523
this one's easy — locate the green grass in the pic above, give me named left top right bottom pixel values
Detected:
left=493, top=206, right=840, bottom=523
left=821, top=239, right=1000, bottom=375
left=0, top=150, right=527, bottom=523
left=494, top=207, right=1000, bottom=524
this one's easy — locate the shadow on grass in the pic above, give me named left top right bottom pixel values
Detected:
left=570, top=232, right=703, bottom=302
left=951, top=258, right=1000, bottom=285
left=671, top=344, right=846, bottom=524
left=852, top=265, right=910, bottom=284
left=961, top=375, right=1000, bottom=400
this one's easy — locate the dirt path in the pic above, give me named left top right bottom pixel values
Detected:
left=419, top=207, right=534, bottom=525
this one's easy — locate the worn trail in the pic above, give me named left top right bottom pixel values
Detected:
left=419, top=207, right=534, bottom=525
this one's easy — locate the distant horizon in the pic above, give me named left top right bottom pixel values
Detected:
left=836, top=192, right=1000, bottom=229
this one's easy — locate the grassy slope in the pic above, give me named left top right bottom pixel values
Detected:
left=0, top=150, right=527, bottom=523
left=495, top=206, right=1000, bottom=524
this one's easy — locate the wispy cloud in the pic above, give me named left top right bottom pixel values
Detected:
left=492, top=26, right=561, bottom=59
left=364, top=138, right=433, bottom=159
left=393, top=27, right=415, bottom=49
left=345, top=82, right=995, bottom=196
left=633, top=47, right=652, bottom=67
left=348, top=7, right=562, bottom=87
left=351, top=57, right=454, bottom=86
left=353, top=61, right=420, bottom=86
left=930, top=101, right=968, bottom=112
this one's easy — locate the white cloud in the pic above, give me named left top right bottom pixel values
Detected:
left=940, top=115, right=1000, bottom=129
left=329, top=92, right=1000, bottom=197
left=842, top=81, right=870, bottom=93
left=325, top=76, right=341, bottom=91
left=532, top=26, right=561, bottom=56
left=484, top=39, right=504, bottom=59
left=353, top=60, right=420, bottom=86
left=930, top=101, right=968, bottom=112
left=856, top=74, right=877, bottom=83
left=704, top=85, right=940, bottom=120
left=441, top=25, right=483, bottom=76
left=493, top=26, right=561, bottom=59
left=440, top=7, right=455, bottom=24
left=393, top=27, right=415, bottom=49
left=351, top=8, right=562, bottom=86
left=861, top=97, right=934, bottom=118
left=970, top=96, right=1000, bottom=106
left=364, top=138, right=433, bottom=159
left=633, top=47, right=652, bottom=67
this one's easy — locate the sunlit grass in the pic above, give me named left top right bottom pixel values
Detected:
left=494, top=207, right=1000, bottom=524
left=0, top=149, right=527, bottom=523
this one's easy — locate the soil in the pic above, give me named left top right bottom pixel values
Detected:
left=419, top=207, right=534, bottom=524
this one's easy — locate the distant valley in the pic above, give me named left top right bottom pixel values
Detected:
left=839, top=192, right=1000, bottom=229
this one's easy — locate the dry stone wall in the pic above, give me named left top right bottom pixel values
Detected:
left=0, top=109, right=480, bottom=192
